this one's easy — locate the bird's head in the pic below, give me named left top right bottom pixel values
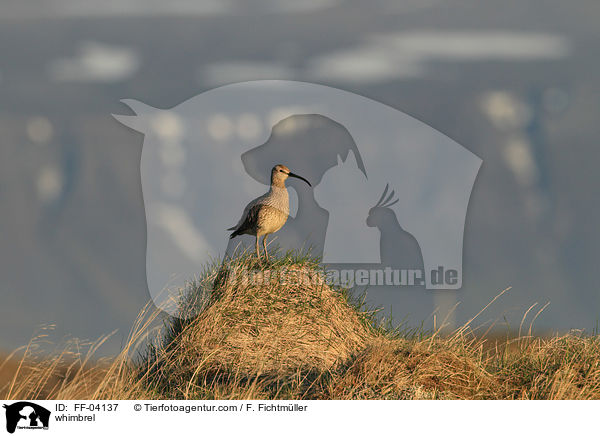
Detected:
left=271, top=164, right=312, bottom=187
left=366, top=184, right=399, bottom=227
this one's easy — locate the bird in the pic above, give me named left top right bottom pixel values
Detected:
left=228, top=164, right=311, bottom=261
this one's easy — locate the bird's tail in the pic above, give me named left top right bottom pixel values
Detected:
left=228, top=226, right=240, bottom=239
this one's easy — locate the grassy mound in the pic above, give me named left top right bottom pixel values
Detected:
left=136, top=255, right=600, bottom=399
left=6, top=254, right=600, bottom=400
left=141, top=254, right=379, bottom=398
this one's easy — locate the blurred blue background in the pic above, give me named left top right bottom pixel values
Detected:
left=0, top=0, right=599, bottom=353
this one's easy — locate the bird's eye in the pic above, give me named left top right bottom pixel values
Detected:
left=279, top=169, right=285, bottom=173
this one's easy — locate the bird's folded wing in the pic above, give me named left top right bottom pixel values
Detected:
left=228, top=196, right=263, bottom=231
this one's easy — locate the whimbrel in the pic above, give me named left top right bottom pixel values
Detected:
left=228, top=164, right=311, bottom=261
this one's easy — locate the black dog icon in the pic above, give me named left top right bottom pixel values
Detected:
left=3, top=402, right=50, bottom=433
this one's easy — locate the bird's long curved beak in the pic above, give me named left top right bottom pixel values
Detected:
left=288, top=172, right=312, bottom=187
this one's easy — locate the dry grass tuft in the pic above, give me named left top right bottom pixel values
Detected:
left=4, top=253, right=600, bottom=400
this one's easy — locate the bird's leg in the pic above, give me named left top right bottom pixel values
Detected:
left=263, top=235, right=269, bottom=262
left=255, top=236, right=261, bottom=262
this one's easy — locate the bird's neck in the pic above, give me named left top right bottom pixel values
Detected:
left=269, top=184, right=288, bottom=198
left=270, top=179, right=286, bottom=189
left=376, top=211, right=402, bottom=231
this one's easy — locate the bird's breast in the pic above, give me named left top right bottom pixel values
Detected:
left=263, top=188, right=289, bottom=215
left=256, top=188, right=290, bottom=235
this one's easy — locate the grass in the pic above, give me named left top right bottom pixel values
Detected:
left=3, top=252, right=600, bottom=400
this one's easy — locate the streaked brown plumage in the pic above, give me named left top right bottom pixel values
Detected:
left=228, top=164, right=311, bottom=261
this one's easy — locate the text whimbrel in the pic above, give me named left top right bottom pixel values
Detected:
left=228, top=164, right=311, bottom=261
